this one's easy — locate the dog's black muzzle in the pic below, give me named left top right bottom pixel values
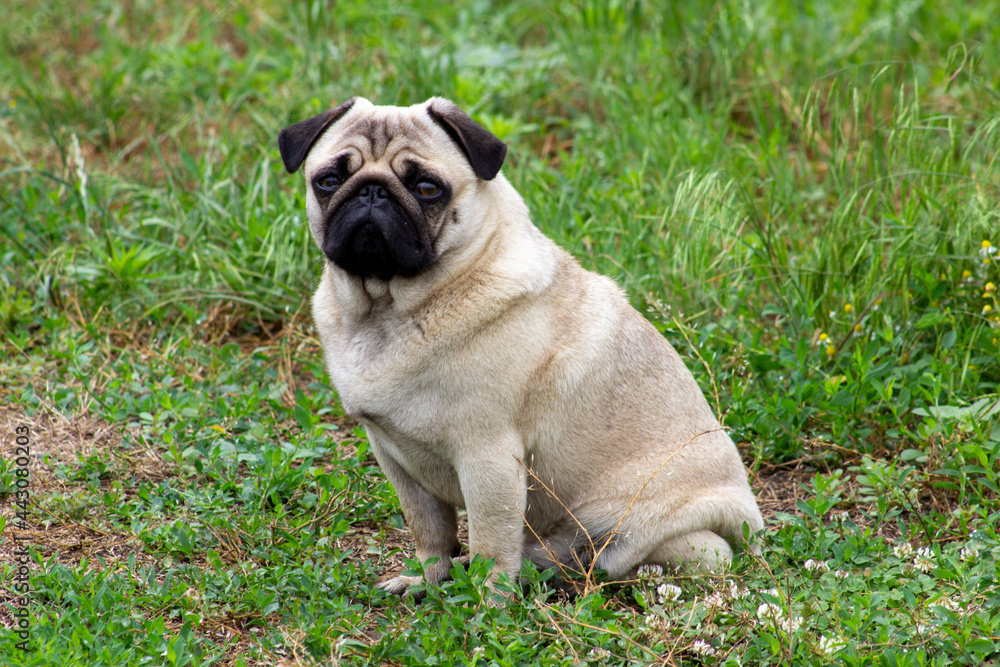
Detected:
left=323, top=182, right=434, bottom=280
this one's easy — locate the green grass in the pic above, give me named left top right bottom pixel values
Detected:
left=2, top=0, right=1000, bottom=665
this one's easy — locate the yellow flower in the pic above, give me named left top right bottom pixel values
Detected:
left=986, top=282, right=996, bottom=293
left=7, top=99, right=15, bottom=109
left=844, top=304, right=853, bottom=314
left=826, top=344, right=836, bottom=357
left=962, top=270, right=973, bottom=280
left=854, top=324, right=863, bottom=333
left=984, top=305, right=994, bottom=315
left=819, top=332, right=828, bottom=342
left=984, top=240, right=994, bottom=250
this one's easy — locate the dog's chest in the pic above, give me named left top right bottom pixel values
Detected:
left=323, top=321, right=477, bottom=441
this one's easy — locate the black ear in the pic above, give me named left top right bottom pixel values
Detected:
left=278, top=98, right=357, bottom=174
left=427, top=100, right=507, bottom=181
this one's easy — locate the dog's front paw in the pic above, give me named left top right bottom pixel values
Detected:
left=378, top=574, right=425, bottom=598
left=378, top=555, right=467, bottom=599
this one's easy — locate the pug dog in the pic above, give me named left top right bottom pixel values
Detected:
left=278, top=97, right=764, bottom=596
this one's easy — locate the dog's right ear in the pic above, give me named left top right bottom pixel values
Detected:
left=278, top=98, right=357, bottom=174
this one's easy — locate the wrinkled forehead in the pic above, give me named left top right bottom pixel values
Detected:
left=303, top=103, right=450, bottom=177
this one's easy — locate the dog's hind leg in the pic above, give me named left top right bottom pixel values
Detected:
left=642, top=530, right=733, bottom=573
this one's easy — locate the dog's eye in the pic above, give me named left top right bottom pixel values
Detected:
left=414, top=181, right=440, bottom=199
left=314, top=174, right=341, bottom=193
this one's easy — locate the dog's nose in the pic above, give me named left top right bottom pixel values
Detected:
left=358, top=184, right=389, bottom=204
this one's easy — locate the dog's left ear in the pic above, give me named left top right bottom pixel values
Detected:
left=427, top=99, right=507, bottom=181
left=278, top=98, right=357, bottom=174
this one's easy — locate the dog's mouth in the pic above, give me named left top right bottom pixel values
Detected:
left=335, top=222, right=395, bottom=279
left=322, top=182, right=435, bottom=280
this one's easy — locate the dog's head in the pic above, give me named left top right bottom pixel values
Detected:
left=278, top=98, right=507, bottom=281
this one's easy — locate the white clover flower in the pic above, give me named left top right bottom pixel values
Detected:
left=657, top=583, right=682, bottom=603
left=833, top=570, right=849, bottom=580
left=959, top=546, right=978, bottom=562
left=804, top=559, right=831, bottom=574
left=690, top=640, right=718, bottom=657
left=779, top=616, right=802, bottom=634
left=913, top=547, right=935, bottom=573
left=931, top=596, right=961, bottom=614
left=704, top=592, right=727, bottom=611
left=586, top=647, right=610, bottom=660
left=818, top=635, right=847, bottom=655
left=472, top=646, right=486, bottom=656
left=757, top=602, right=784, bottom=622
left=727, top=581, right=750, bottom=599
left=637, top=564, right=664, bottom=579
left=893, top=542, right=914, bottom=559
left=644, top=612, right=671, bottom=633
